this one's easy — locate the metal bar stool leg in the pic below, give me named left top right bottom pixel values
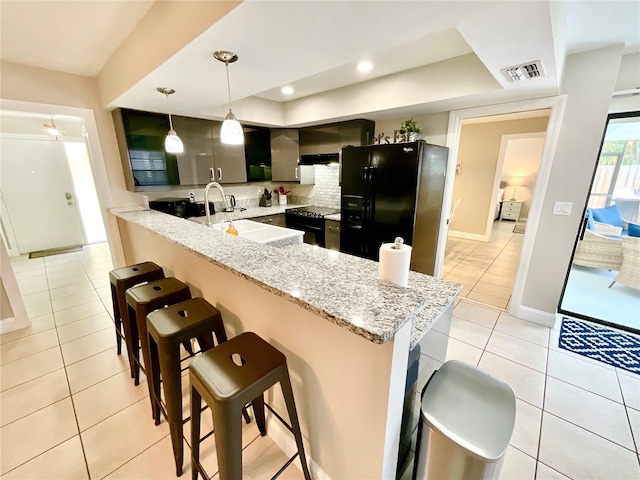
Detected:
left=128, top=303, right=142, bottom=386
left=211, top=405, right=244, bottom=480
left=190, top=385, right=202, bottom=480
left=280, top=368, right=312, bottom=480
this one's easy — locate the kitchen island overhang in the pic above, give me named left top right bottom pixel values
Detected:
left=112, top=208, right=460, bottom=479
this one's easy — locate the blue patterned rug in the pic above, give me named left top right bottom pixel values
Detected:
left=559, top=318, right=640, bottom=374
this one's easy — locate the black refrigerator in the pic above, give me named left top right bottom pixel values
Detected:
left=340, top=141, right=448, bottom=276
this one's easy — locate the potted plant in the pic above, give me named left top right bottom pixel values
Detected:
left=275, top=186, right=291, bottom=205
left=399, top=119, right=422, bottom=142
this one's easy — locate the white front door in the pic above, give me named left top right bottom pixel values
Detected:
left=1, top=137, right=86, bottom=253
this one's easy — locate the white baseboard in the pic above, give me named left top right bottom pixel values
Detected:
left=516, top=306, right=556, bottom=328
left=448, top=230, right=487, bottom=242
left=0, top=315, right=31, bottom=334
left=265, top=412, right=331, bottom=480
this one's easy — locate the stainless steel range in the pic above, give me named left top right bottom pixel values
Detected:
left=285, top=206, right=340, bottom=247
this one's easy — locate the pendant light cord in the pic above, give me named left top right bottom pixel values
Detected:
left=165, top=93, right=174, bottom=130
left=225, top=62, right=232, bottom=107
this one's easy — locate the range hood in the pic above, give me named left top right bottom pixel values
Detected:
left=299, top=153, right=340, bottom=165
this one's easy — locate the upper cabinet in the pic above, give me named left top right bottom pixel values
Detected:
left=299, top=120, right=375, bottom=156
left=271, top=129, right=301, bottom=182
left=113, top=108, right=247, bottom=191
left=113, top=108, right=374, bottom=192
left=244, top=127, right=272, bottom=182
left=170, top=115, right=215, bottom=185
left=113, top=109, right=181, bottom=190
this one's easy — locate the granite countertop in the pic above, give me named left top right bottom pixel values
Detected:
left=325, top=213, right=341, bottom=221
left=111, top=209, right=461, bottom=347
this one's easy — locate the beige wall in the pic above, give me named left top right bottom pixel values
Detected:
left=0, top=61, right=138, bottom=266
left=117, top=219, right=397, bottom=479
left=97, top=1, right=241, bottom=106
left=452, top=117, right=549, bottom=235
left=1, top=281, right=13, bottom=320
left=522, top=45, right=624, bottom=313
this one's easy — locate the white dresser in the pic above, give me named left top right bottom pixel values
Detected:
left=500, top=201, right=523, bottom=221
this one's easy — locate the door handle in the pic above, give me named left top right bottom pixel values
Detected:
left=217, top=168, right=223, bottom=181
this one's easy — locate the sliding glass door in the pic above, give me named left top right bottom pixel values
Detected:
left=558, top=112, right=640, bottom=333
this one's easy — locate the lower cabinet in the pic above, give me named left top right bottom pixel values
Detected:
left=250, top=214, right=286, bottom=227
left=325, top=219, right=340, bottom=251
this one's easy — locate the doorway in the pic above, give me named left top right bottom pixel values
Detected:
left=444, top=113, right=549, bottom=310
left=558, top=111, right=640, bottom=333
left=0, top=112, right=107, bottom=257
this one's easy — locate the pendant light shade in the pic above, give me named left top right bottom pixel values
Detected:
left=221, top=109, right=244, bottom=145
left=157, top=87, right=184, bottom=154
left=214, top=50, right=244, bottom=146
left=164, top=129, right=184, bottom=153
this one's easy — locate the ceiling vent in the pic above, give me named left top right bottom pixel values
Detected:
left=501, top=60, right=545, bottom=82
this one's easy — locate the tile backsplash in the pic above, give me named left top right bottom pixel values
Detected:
left=137, top=165, right=342, bottom=210
left=307, top=164, right=341, bottom=209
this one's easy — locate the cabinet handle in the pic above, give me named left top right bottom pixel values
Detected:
left=295, top=167, right=299, bottom=180
left=209, top=168, right=215, bottom=182
left=218, top=168, right=223, bottom=181
left=263, top=218, right=272, bottom=223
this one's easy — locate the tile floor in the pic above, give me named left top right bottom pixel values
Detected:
left=1, top=244, right=302, bottom=479
left=444, top=220, right=523, bottom=309
left=409, top=302, right=640, bottom=479
left=2, top=242, right=640, bottom=479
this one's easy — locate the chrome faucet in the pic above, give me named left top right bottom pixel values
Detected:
left=203, top=181, right=226, bottom=227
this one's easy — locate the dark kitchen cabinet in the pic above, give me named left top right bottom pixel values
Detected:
left=244, top=127, right=272, bottom=182
left=114, top=109, right=247, bottom=190
left=170, top=116, right=215, bottom=185
left=249, top=214, right=286, bottom=227
left=299, top=120, right=375, bottom=156
left=325, top=219, right=340, bottom=251
left=271, top=129, right=300, bottom=182
left=113, top=109, right=180, bottom=189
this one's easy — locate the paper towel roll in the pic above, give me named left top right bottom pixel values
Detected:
left=378, top=237, right=412, bottom=287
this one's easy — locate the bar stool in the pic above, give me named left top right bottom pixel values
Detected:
left=109, top=262, right=165, bottom=377
left=126, top=277, right=191, bottom=417
left=189, top=332, right=312, bottom=480
left=147, top=298, right=228, bottom=476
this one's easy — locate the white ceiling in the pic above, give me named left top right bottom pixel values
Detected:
left=0, top=0, right=154, bottom=76
left=0, top=0, right=638, bottom=125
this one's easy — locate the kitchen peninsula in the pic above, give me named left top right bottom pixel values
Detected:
left=112, top=208, right=461, bottom=479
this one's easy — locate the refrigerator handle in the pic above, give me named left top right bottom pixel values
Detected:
left=368, top=167, right=377, bottom=223
left=362, top=166, right=371, bottom=221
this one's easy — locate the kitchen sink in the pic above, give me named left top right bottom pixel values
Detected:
left=209, top=219, right=304, bottom=246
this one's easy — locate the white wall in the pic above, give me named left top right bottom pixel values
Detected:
left=500, top=134, right=546, bottom=219
left=521, top=45, right=625, bottom=314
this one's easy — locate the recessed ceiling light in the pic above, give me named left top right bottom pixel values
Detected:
left=281, top=86, right=294, bottom=95
left=357, top=61, right=373, bottom=72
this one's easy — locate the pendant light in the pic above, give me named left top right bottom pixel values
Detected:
left=156, top=87, right=184, bottom=154
left=214, top=50, right=244, bottom=145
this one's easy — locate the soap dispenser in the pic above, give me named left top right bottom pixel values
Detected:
left=226, top=220, right=238, bottom=236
